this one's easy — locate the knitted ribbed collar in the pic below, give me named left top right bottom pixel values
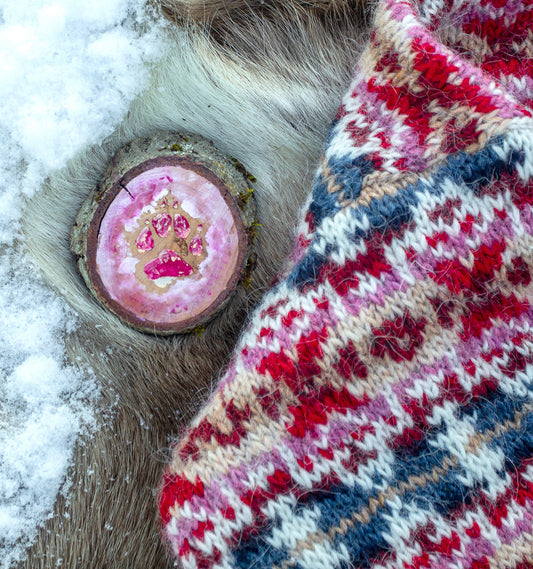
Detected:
left=160, top=0, right=533, bottom=567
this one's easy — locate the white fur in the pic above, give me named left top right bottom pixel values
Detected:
left=17, top=5, right=370, bottom=567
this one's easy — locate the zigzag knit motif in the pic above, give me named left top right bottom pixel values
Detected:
left=159, top=0, right=533, bottom=567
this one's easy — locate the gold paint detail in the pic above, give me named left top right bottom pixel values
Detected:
left=126, top=191, right=209, bottom=295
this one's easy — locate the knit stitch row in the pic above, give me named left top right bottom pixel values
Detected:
left=159, top=0, right=533, bottom=567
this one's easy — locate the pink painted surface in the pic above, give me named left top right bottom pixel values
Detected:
left=136, top=227, right=154, bottom=252
left=173, top=214, right=190, bottom=239
left=144, top=249, right=194, bottom=280
left=189, top=236, right=203, bottom=256
left=151, top=213, right=172, bottom=238
left=95, top=165, right=242, bottom=327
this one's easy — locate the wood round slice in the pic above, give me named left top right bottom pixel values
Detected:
left=71, top=132, right=256, bottom=335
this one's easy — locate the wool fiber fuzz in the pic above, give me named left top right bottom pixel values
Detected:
left=159, top=0, right=533, bottom=567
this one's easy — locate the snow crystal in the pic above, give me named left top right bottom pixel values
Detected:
left=0, top=0, right=165, bottom=565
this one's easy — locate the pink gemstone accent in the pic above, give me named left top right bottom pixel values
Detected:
left=144, top=249, right=194, bottom=280
left=189, top=236, right=203, bottom=256
left=136, top=228, right=154, bottom=252
left=173, top=214, right=190, bottom=239
left=152, top=213, right=172, bottom=238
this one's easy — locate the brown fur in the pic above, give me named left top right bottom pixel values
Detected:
left=18, top=1, right=372, bottom=567
left=161, top=0, right=365, bottom=21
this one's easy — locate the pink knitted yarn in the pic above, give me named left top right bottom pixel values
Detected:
left=160, top=0, right=533, bottom=567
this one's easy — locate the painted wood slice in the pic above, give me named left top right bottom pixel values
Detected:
left=71, top=132, right=256, bottom=334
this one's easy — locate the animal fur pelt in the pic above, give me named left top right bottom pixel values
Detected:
left=17, top=1, right=371, bottom=567
left=159, top=0, right=533, bottom=567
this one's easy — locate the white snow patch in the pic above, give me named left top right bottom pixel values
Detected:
left=0, top=0, right=165, bottom=565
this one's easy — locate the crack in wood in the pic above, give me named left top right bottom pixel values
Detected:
left=120, top=183, right=134, bottom=201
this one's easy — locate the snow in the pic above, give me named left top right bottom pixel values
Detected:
left=0, top=0, right=165, bottom=565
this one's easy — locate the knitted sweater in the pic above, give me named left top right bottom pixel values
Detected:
left=159, top=0, right=533, bottom=567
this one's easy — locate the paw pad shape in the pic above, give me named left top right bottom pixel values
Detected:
left=132, top=196, right=207, bottom=283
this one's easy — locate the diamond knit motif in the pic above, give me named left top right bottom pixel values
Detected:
left=159, top=0, right=533, bottom=567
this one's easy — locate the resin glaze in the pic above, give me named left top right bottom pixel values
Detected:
left=93, top=162, right=245, bottom=332
left=71, top=132, right=256, bottom=335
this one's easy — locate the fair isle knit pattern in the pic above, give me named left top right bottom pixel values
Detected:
left=159, top=0, right=533, bottom=567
